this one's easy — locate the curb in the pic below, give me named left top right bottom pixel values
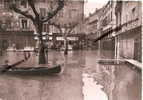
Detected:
left=124, top=59, right=142, bottom=69
left=97, top=59, right=142, bottom=71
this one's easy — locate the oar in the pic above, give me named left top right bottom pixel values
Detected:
left=1, top=59, right=25, bottom=73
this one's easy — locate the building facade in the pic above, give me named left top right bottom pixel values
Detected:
left=84, top=8, right=103, bottom=49
left=0, top=0, right=84, bottom=50
left=49, top=0, right=85, bottom=49
left=115, top=1, right=142, bottom=62
left=99, top=1, right=116, bottom=52
left=84, top=1, right=116, bottom=52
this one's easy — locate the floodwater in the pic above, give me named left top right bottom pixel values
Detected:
left=83, top=50, right=141, bottom=100
left=82, top=73, right=108, bottom=100
left=0, top=50, right=141, bottom=100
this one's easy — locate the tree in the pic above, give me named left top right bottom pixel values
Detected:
left=9, top=0, right=64, bottom=64
left=49, top=21, right=78, bottom=55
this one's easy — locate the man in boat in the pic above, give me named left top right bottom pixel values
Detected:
left=23, top=51, right=31, bottom=61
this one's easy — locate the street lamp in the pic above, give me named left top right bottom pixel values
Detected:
left=34, top=36, right=39, bottom=40
left=42, top=32, right=49, bottom=42
left=34, top=32, right=48, bottom=41
left=2, top=12, right=13, bottom=17
left=61, top=27, right=66, bottom=45
left=111, top=32, right=116, bottom=37
left=34, top=31, right=49, bottom=49
left=61, top=27, right=66, bottom=33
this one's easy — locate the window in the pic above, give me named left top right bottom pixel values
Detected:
left=21, top=0, right=27, bottom=8
left=69, top=9, right=76, bottom=18
left=59, top=10, right=63, bottom=17
left=132, top=7, right=136, bottom=19
left=116, top=12, right=121, bottom=26
left=40, top=8, right=46, bottom=17
left=102, top=17, right=108, bottom=26
left=21, top=19, right=27, bottom=29
left=43, top=24, right=49, bottom=32
left=69, top=11, right=71, bottom=18
left=111, top=11, right=112, bottom=21
left=4, top=0, right=10, bottom=9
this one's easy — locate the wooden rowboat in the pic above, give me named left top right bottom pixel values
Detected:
left=0, top=65, right=62, bottom=75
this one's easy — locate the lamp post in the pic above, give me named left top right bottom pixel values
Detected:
left=34, top=31, right=49, bottom=51
left=111, top=32, right=118, bottom=59
left=98, top=31, right=101, bottom=57
left=61, top=27, right=68, bottom=55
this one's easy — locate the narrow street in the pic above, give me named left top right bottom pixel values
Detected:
left=0, top=50, right=141, bottom=100
left=0, top=0, right=142, bottom=100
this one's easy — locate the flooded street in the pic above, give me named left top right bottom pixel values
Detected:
left=0, top=51, right=84, bottom=100
left=84, top=50, right=141, bottom=100
left=0, top=50, right=141, bottom=100
left=0, top=0, right=142, bottom=100
left=82, top=73, right=108, bottom=100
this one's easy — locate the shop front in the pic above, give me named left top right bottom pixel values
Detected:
left=118, top=26, right=142, bottom=62
left=48, top=33, right=85, bottom=50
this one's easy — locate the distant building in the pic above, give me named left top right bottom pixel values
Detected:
left=99, top=1, right=116, bottom=51
left=0, top=0, right=84, bottom=50
left=83, top=8, right=103, bottom=49
left=84, top=1, right=116, bottom=51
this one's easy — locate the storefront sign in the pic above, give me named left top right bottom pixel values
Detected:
left=56, top=37, right=64, bottom=40
left=56, top=37, right=78, bottom=41
left=67, top=37, right=78, bottom=41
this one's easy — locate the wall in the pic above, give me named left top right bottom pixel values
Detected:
left=0, top=31, right=35, bottom=50
left=118, top=1, right=142, bottom=62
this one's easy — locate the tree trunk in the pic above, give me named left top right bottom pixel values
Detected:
left=64, top=37, right=68, bottom=55
left=39, top=42, right=46, bottom=64
left=35, top=21, right=47, bottom=64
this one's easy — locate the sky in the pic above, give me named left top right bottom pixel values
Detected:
left=84, top=0, right=109, bottom=17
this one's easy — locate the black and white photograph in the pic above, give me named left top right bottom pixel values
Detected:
left=0, top=0, right=142, bottom=100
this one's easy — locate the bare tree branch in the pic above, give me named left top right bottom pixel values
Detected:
left=48, top=21, right=62, bottom=33
left=67, top=23, right=78, bottom=34
left=10, top=4, right=34, bottom=21
left=49, top=21, right=79, bottom=38
left=42, top=0, right=64, bottom=22
left=27, top=0, right=39, bottom=17
left=62, top=22, right=78, bottom=37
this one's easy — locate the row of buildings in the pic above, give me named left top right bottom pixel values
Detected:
left=84, top=1, right=142, bottom=100
left=84, top=1, right=142, bottom=62
left=0, top=0, right=85, bottom=52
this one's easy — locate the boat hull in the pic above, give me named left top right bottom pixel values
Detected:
left=1, top=65, right=61, bottom=75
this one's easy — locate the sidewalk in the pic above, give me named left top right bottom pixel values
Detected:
left=124, top=59, right=142, bottom=69
left=98, top=58, right=142, bottom=70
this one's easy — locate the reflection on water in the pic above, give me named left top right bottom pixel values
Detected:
left=82, top=73, right=108, bottom=100
left=112, top=64, right=141, bottom=100
left=84, top=50, right=141, bottom=100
